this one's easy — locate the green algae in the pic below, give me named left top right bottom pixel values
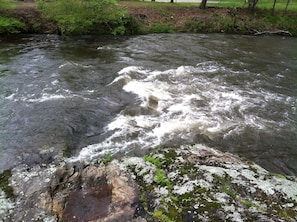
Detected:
left=238, top=198, right=255, bottom=208
left=222, top=184, right=236, bottom=198
left=0, top=169, right=14, bottom=200
left=62, top=145, right=72, bottom=158
left=267, top=172, right=287, bottom=179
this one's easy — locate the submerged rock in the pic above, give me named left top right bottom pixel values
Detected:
left=1, top=144, right=297, bottom=221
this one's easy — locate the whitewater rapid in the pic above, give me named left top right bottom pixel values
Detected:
left=1, top=34, right=296, bottom=175
left=71, top=63, right=295, bottom=163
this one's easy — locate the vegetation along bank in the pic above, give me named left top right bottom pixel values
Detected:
left=0, top=0, right=297, bottom=36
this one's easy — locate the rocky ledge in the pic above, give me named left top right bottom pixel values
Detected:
left=1, top=144, right=297, bottom=221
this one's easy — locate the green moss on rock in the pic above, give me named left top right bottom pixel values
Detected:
left=0, top=170, right=14, bottom=200
left=122, top=144, right=297, bottom=221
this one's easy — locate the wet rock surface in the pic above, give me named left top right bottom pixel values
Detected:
left=62, top=184, right=112, bottom=221
left=1, top=144, right=297, bottom=221
left=1, top=160, right=141, bottom=222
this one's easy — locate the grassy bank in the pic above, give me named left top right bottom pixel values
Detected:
left=0, top=0, right=297, bottom=36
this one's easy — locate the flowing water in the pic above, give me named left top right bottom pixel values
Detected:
left=0, top=34, right=296, bottom=175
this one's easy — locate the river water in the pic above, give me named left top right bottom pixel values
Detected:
left=0, top=34, right=296, bottom=175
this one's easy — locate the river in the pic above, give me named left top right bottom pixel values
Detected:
left=0, top=34, right=296, bottom=175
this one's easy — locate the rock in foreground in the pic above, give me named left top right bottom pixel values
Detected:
left=1, top=144, right=297, bottom=221
left=122, top=144, right=297, bottom=221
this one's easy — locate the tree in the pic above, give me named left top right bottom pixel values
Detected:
left=285, top=0, right=291, bottom=11
left=200, top=0, right=207, bottom=9
left=272, top=0, right=277, bottom=14
left=247, top=0, right=259, bottom=10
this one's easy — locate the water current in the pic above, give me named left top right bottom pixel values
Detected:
left=0, top=34, right=296, bottom=175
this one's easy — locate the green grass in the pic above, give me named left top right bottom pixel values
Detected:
left=4, top=0, right=297, bottom=12
left=213, top=0, right=297, bottom=11
left=258, top=0, right=297, bottom=11
left=0, top=0, right=13, bottom=10
left=121, top=0, right=297, bottom=11
left=121, top=1, right=197, bottom=7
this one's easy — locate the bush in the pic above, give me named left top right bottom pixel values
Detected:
left=37, top=0, right=131, bottom=35
left=0, top=16, right=25, bottom=34
left=0, top=0, right=13, bottom=10
left=149, top=23, right=174, bottom=33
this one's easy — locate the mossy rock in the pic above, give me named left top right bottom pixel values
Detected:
left=122, top=144, right=297, bottom=221
left=0, top=169, right=14, bottom=200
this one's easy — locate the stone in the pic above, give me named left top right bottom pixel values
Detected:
left=122, top=144, right=297, bottom=221
left=2, top=144, right=297, bottom=221
left=5, top=160, right=141, bottom=222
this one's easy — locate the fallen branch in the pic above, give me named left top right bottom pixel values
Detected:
left=254, top=30, right=292, bottom=36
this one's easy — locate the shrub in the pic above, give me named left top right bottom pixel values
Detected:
left=0, top=0, right=12, bottom=10
left=149, top=23, right=174, bottom=33
left=0, top=16, right=25, bottom=34
left=37, top=0, right=131, bottom=35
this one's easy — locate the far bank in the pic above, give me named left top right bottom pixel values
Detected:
left=0, top=0, right=297, bottom=36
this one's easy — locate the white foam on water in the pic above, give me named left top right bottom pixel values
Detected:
left=4, top=74, right=96, bottom=104
left=6, top=85, right=72, bottom=103
left=124, top=81, right=172, bottom=108
left=58, top=61, right=92, bottom=69
left=26, top=93, right=67, bottom=103
left=71, top=63, right=294, bottom=162
left=4, top=93, right=16, bottom=100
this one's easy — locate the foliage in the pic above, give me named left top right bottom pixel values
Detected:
left=152, top=209, right=174, bottom=222
left=37, top=0, right=131, bottom=35
left=1, top=0, right=297, bottom=35
left=143, top=155, right=172, bottom=188
left=183, top=7, right=297, bottom=35
left=0, top=16, right=25, bottom=34
left=103, top=152, right=113, bottom=165
left=144, top=155, right=163, bottom=168
left=149, top=23, right=174, bottom=33
left=154, top=169, right=172, bottom=188
left=0, top=0, right=13, bottom=10
left=263, top=12, right=297, bottom=35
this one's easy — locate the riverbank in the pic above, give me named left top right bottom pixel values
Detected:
left=121, top=1, right=297, bottom=36
left=1, top=1, right=297, bottom=36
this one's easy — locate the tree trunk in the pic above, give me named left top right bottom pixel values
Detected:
left=285, top=0, right=290, bottom=11
left=199, top=0, right=207, bottom=9
left=271, top=0, right=277, bottom=14
left=248, top=0, right=259, bottom=10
